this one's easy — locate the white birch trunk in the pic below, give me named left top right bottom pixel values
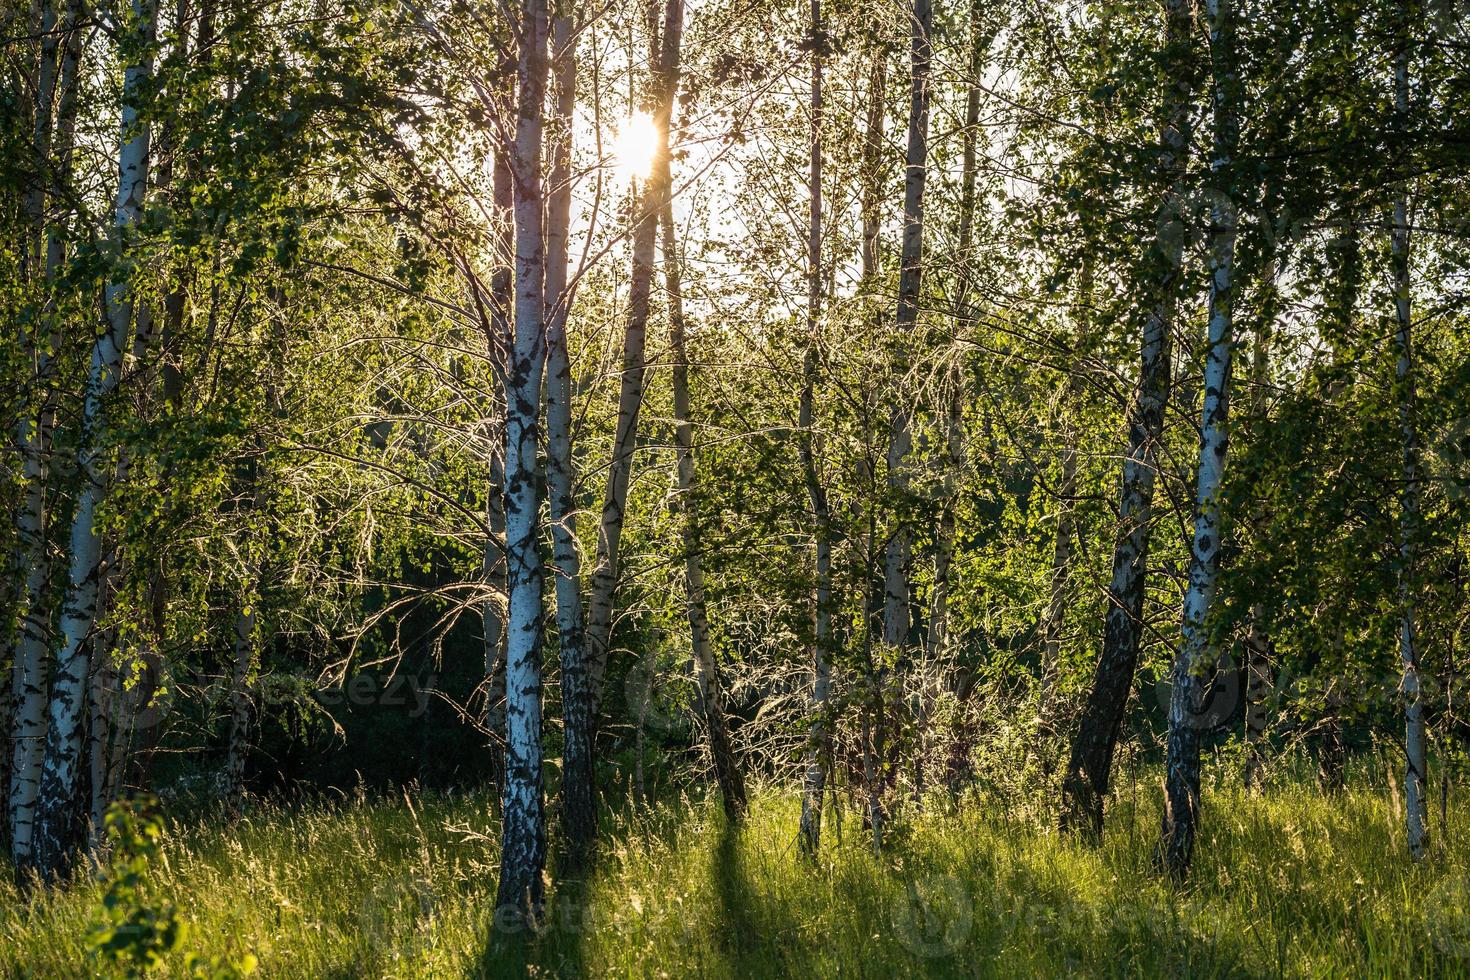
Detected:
left=494, top=0, right=550, bottom=924
left=797, top=0, right=833, bottom=857
left=584, top=0, right=683, bottom=716
left=881, top=0, right=932, bottom=653
left=30, top=0, right=155, bottom=881
left=543, top=9, right=597, bottom=863
left=1391, top=5, right=1427, bottom=858
left=661, top=204, right=746, bottom=822
left=927, top=0, right=984, bottom=664
left=1161, top=0, right=1237, bottom=880
left=1061, top=0, right=1191, bottom=836
left=7, top=0, right=81, bottom=865
left=225, top=288, right=285, bottom=814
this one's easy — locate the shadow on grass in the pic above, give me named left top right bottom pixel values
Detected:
left=710, top=816, right=768, bottom=972
left=471, top=874, right=594, bottom=979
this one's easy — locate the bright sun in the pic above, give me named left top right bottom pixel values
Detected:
left=612, top=111, right=659, bottom=181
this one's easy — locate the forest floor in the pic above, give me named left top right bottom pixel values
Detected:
left=4, top=774, right=1470, bottom=978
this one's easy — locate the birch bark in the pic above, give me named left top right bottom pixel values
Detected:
left=880, top=0, right=933, bottom=653
left=583, top=0, right=683, bottom=731
left=225, top=286, right=286, bottom=814
left=495, top=0, right=551, bottom=923
left=797, top=0, right=833, bottom=857
left=542, top=8, right=598, bottom=864
left=30, top=0, right=156, bottom=881
left=1160, top=0, right=1239, bottom=880
left=1391, top=4, right=1428, bottom=858
left=1061, top=0, right=1192, bottom=836
left=661, top=204, right=746, bottom=822
left=8, top=0, right=81, bottom=865
left=927, top=0, right=985, bottom=664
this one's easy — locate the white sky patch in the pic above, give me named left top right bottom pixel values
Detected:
left=612, top=111, right=660, bottom=182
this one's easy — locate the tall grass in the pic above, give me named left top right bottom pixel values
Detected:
left=4, top=772, right=1470, bottom=977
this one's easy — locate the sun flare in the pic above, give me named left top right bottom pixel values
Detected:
left=612, top=111, right=660, bottom=181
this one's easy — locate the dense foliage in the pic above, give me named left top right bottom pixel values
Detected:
left=2, top=0, right=1469, bottom=969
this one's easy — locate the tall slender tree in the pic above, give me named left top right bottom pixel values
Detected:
left=8, top=0, right=81, bottom=867
left=1390, top=0, right=1427, bottom=859
left=495, top=0, right=551, bottom=923
left=543, top=6, right=596, bottom=865
left=579, top=0, right=684, bottom=806
left=661, top=204, right=746, bottom=822
left=928, top=0, right=987, bottom=664
left=1061, top=0, right=1194, bottom=837
left=880, top=0, right=932, bottom=654
left=30, top=0, right=158, bottom=881
left=1161, top=0, right=1241, bottom=880
left=797, top=0, right=833, bottom=858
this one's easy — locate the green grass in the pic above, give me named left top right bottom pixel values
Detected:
left=5, top=774, right=1470, bottom=978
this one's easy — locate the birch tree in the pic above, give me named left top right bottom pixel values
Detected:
left=495, top=0, right=551, bottom=923
left=1061, top=0, right=1193, bottom=837
left=880, top=0, right=932, bottom=654
left=797, top=0, right=833, bottom=858
left=661, top=202, right=747, bottom=822
left=1161, top=0, right=1240, bottom=880
left=1390, top=0, right=1428, bottom=858
left=30, top=0, right=157, bottom=881
left=578, top=0, right=683, bottom=809
left=542, top=7, right=597, bottom=864
left=928, top=0, right=988, bottom=664
left=225, top=286, right=288, bottom=814
left=854, top=29, right=890, bottom=845
left=7, top=0, right=81, bottom=866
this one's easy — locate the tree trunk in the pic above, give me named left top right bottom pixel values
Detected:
left=1060, top=0, right=1192, bottom=837
left=87, top=583, right=122, bottom=842
left=849, top=30, right=890, bottom=844
left=88, top=274, right=165, bottom=843
left=583, top=0, right=683, bottom=741
left=225, top=287, right=286, bottom=814
left=797, top=0, right=833, bottom=858
left=19, top=0, right=58, bottom=283
left=928, top=0, right=985, bottom=665
left=30, top=0, right=156, bottom=882
left=494, top=0, right=550, bottom=925
left=1160, top=0, right=1239, bottom=881
left=224, top=581, right=257, bottom=814
left=478, top=69, right=515, bottom=792
left=543, top=10, right=597, bottom=866
left=859, top=46, right=887, bottom=287
left=1038, top=446, right=1078, bottom=719
left=82, top=3, right=200, bottom=835
left=1242, top=279, right=1276, bottom=792
left=1391, top=6, right=1427, bottom=859
left=880, top=0, right=932, bottom=654
left=661, top=204, right=747, bottom=823
left=8, top=0, right=81, bottom=868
